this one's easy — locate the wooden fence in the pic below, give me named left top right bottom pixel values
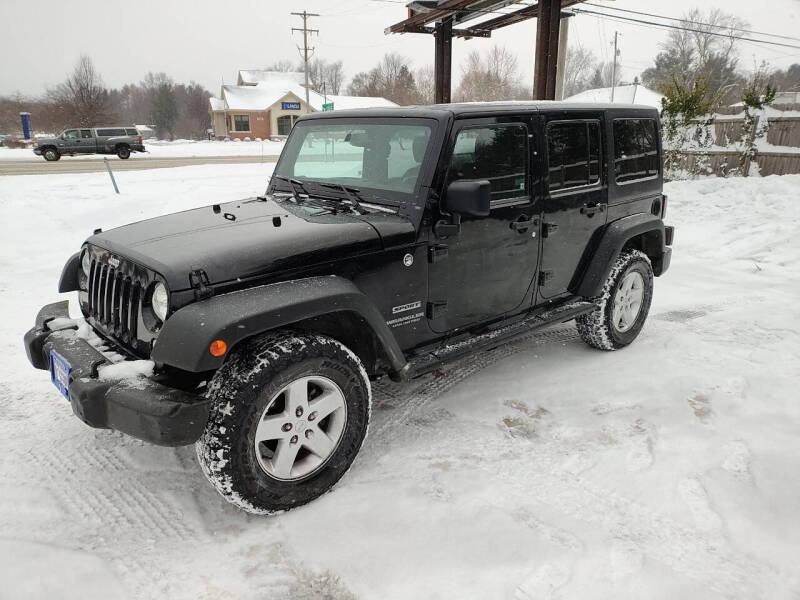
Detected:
left=677, top=150, right=800, bottom=176
left=682, top=108, right=800, bottom=175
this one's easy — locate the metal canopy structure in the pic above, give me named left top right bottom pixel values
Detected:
left=385, top=0, right=584, bottom=103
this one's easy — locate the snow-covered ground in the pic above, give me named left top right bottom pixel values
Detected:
left=0, top=138, right=285, bottom=161
left=1, top=167, right=799, bottom=599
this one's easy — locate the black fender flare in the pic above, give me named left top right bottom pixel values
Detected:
left=58, top=252, right=81, bottom=293
left=151, top=275, right=407, bottom=374
left=574, top=213, right=666, bottom=298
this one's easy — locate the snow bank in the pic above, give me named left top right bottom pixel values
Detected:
left=0, top=138, right=285, bottom=161
left=0, top=167, right=799, bottom=599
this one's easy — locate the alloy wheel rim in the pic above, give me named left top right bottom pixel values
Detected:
left=612, top=271, right=645, bottom=333
left=254, top=375, right=347, bottom=481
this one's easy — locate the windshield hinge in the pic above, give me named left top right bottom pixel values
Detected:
left=189, top=268, right=214, bottom=300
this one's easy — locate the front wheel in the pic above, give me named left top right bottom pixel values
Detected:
left=576, top=249, right=653, bottom=350
left=43, top=148, right=60, bottom=161
left=196, top=332, right=371, bottom=514
left=116, top=145, right=131, bottom=159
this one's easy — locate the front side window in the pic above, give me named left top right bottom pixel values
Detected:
left=63, top=129, right=79, bottom=140
left=613, top=118, right=659, bottom=183
left=275, top=120, right=435, bottom=197
left=547, top=120, right=601, bottom=191
left=81, top=129, right=92, bottom=138
left=233, top=114, right=250, bottom=132
left=447, top=124, right=528, bottom=202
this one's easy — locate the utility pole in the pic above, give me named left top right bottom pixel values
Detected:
left=610, top=31, right=620, bottom=102
left=291, top=10, right=319, bottom=114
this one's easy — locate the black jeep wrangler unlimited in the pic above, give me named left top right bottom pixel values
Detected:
left=24, top=103, right=673, bottom=514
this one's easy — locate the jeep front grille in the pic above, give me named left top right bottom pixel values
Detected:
left=87, top=259, right=142, bottom=342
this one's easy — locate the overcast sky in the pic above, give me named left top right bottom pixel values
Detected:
left=2, top=0, right=799, bottom=97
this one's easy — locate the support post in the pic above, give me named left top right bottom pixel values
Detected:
left=434, top=17, right=453, bottom=103
left=104, top=157, right=119, bottom=194
left=554, top=13, right=571, bottom=100
left=533, top=0, right=562, bottom=100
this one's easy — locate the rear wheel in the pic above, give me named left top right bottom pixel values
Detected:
left=43, top=148, right=60, bottom=161
left=116, top=145, right=131, bottom=159
left=196, top=331, right=371, bottom=514
left=576, top=249, right=653, bottom=350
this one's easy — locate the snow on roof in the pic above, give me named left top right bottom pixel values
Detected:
left=210, top=81, right=396, bottom=113
left=325, top=95, right=398, bottom=110
left=237, top=70, right=305, bottom=86
left=134, top=124, right=154, bottom=132
left=564, top=84, right=664, bottom=109
left=218, top=81, right=322, bottom=111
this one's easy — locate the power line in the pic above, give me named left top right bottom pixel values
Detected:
left=571, top=7, right=800, bottom=51
left=582, top=2, right=800, bottom=44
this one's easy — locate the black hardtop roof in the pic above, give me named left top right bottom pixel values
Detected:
left=299, top=101, right=659, bottom=122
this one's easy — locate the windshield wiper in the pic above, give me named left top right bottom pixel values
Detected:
left=269, top=175, right=309, bottom=203
left=316, top=182, right=366, bottom=214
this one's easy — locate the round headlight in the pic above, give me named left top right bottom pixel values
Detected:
left=81, top=250, right=91, bottom=276
left=151, top=283, right=169, bottom=321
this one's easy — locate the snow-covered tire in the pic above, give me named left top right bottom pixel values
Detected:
left=116, top=145, right=131, bottom=159
left=43, top=148, right=60, bottom=161
left=576, top=249, right=653, bottom=350
left=196, top=331, right=371, bottom=515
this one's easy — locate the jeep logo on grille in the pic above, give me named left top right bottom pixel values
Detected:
left=108, top=256, right=120, bottom=268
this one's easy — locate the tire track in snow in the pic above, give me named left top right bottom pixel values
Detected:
left=436, top=433, right=797, bottom=598
left=368, top=325, right=580, bottom=451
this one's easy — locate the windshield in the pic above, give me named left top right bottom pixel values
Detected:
left=273, top=119, right=435, bottom=199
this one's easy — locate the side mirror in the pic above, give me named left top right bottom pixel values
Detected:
left=444, top=180, right=491, bottom=217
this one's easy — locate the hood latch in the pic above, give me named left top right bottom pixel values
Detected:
left=189, top=267, right=214, bottom=300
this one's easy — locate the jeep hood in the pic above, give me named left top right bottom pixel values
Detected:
left=88, top=196, right=414, bottom=290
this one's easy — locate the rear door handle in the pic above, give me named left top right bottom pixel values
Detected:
left=580, top=203, right=605, bottom=216
left=510, top=215, right=537, bottom=232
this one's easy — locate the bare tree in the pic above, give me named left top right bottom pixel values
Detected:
left=563, top=44, right=597, bottom=98
left=265, top=60, right=297, bottom=72
left=308, top=59, right=345, bottom=95
left=642, top=8, right=746, bottom=105
left=348, top=53, right=422, bottom=105
left=415, top=65, right=435, bottom=104
left=48, top=55, right=109, bottom=127
left=455, top=45, right=524, bottom=101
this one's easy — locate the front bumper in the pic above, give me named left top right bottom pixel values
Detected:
left=24, top=301, right=210, bottom=447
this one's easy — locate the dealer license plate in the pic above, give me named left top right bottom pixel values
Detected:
left=49, top=349, right=71, bottom=401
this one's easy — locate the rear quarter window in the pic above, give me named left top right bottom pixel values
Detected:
left=96, top=128, right=127, bottom=137
left=613, top=118, right=659, bottom=183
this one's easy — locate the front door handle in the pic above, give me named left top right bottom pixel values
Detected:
left=580, top=202, right=605, bottom=217
left=510, top=215, right=537, bottom=232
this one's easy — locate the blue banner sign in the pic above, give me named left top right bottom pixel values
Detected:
left=20, top=112, right=33, bottom=139
left=281, top=102, right=301, bottom=110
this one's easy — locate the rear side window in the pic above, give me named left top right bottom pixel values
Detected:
left=96, top=128, right=127, bottom=137
left=125, top=128, right=139, bottom=136
left=80, top=129, right=92, bottom=138
left=613, top=118, right=659, bottom=183
left=547, top=120, right=601, bottom=191
left=447, top=124, right=528, bottom=203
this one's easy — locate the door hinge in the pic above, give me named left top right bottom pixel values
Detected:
left=538, top=270, right=554, bottom=286
left=189, top=268, right=214, bottom=300
left=428, top=244, right=448, bottom=263
left=542, top=223, right=559, bottom=238
left=426, top=301, right=448, bottom=319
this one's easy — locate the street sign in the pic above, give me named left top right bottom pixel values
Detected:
left=322, top=102, right=334, bottom=112
left=281, top=102, right=301, bottom=110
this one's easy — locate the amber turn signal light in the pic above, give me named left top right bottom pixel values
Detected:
left=209, top=339, right=227, bottom=357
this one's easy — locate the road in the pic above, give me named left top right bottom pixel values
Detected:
left=0, top=155, right=279, bottom=176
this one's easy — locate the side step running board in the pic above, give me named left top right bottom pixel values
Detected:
left=396, top=300, right=597, bottom=380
